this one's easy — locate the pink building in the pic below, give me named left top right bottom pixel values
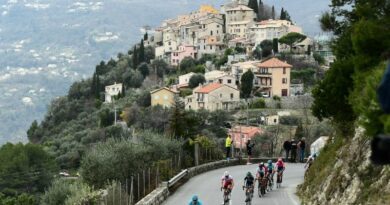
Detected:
left=229, top=126, right=263, bottom=148
left=171, top=45, right=197, bottom=66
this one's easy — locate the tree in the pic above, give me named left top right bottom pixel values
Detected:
left=260, top=39, right=273, bottom=57
left=132, top=46, right=138, bottom=68
left=279, top=32, right=307, bottom=52
left=27, top=120, right=39, bottom=143
left=272, top=38, right=279, bottom=53
left=138, top=39, right=145, bottom=63
left=240, top=70, right=254, bottom=99
left=189, top=74, right=206, bottom=88
left=99, top=108, right=114, bottom=127
left=248, top=0, right=259, bottom=18
left=280, top=8, right=285, bottom=20
left=169, top=97, right=187, bottom=138
left=258, top=0, right=265, bottom=20
left=151, top=59, right=169, bottom=78
left=0, top=143, right=57, bottom=196
left=271, top=6, right=275, bottom=19
left=144, top=32, right=148, bottom=41
left=137, top=62, right=150, bottom=78
left=179, top=57, right=196, bottom=73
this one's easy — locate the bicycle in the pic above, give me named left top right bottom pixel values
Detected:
left=257, top=177, right=267, bottom=197
left=221, top=187, right=231, bottom=205
left=243, top=185, right=254, bottom=205
left=267, top=173, right=274, bottom=191
left=276, top=171, right=283, bottom=188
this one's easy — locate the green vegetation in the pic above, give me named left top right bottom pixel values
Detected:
left=240, top=70, right=254, bottom=99
left=279, top=32, right=306, bottom=52
left=300, top=0, right=390, bottom=203
left=260, top=40, right=273, bottom=57
left=189, top=74, right=206, bottom=88
left=0, top=143, right=57, bottom=197
left=291, top=68, right=316, bottom=86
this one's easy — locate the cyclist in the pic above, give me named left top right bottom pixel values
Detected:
left=243, top=172, right=255, bottom=202
left=188, top=195, right=202, bottom=205
left=266, top=160, right=275, bottom=190
left=256, top=162, right=267, bottom=179
left=221, top=171, right=234, bottom=203
left=275, top=158, right=285, bottom=187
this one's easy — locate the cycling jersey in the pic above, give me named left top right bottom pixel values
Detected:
left=221, top=175, right=234, bottom=189
left=276, top=161, right=285, bottom=172
left=244, top=176, right=254, bottom=187
left=256, top=165, right=267, bottom=178
left=267, top=163, right=274, bottom=174
left=188, top=200, right=203, bottom=205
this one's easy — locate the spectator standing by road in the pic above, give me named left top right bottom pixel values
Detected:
left=246, top=139, right=255, bottom=165
left=283, top=140, right=292, bottom=162
left=290, top=139, right=298, bottom=162
left=298, top=138, right=306, bottom=162
left=225, top=135, right=233, bottom=161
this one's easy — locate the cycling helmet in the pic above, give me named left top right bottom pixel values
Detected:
left=268, top=160, right=272, bottom=164
left=260, top=162, right=264, bottom=165
left=192, top=195, right=198, bottom=201
left=224, top=171, right=229, bottom=177
left=246, top=172, right=252, bottom=177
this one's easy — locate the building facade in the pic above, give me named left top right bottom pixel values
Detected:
left=150, top=87, right=179, bottom=108
left=229, top=126, right=263, bottom=148
left=105, top=83, right=123, bottom=103
left=185, top=83, right=240, bottom=111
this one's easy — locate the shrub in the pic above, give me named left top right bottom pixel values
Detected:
left=280, top=116, right=301, bottom=125
left=250, top=99, right=266, bottom=109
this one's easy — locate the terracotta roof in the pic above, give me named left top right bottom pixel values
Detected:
left=195, top=83, right=223, bottom=93
left=257, top=58, right=292, bottom=68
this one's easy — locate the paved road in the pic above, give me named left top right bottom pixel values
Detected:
left=164, top=163, right=305, bottom=205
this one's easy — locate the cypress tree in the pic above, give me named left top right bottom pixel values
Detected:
left=91, top=72, right=97, bottom=97
left=273, top=38, right=279, bottom=54
left=280, top=8, right=285, bottom=20
left=95, top=73, right=101, bottom=99
left=132, top=46, right=138, bottom=68
left=121, top=83, right=126, bottom=98
left=248, top=0, right=259, bottom=18
left=144, top=32, right=148, bottom=41
left=139, top=39, right=145, bottom=63
left=258, top=0, right=264, bottom=20
left=271, top=6, right=275, bottom=19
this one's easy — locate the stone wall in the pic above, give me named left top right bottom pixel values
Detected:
left=135, top=183, right=169, bottom=205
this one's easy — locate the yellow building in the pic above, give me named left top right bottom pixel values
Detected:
left=150, top=87, right=179, bottom=108
left=199, top=5, right=219, bottom=14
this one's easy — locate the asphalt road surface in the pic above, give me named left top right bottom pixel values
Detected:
left=164, top=163, right=305, bottom=205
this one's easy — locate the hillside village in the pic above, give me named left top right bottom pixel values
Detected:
left=105, top=0, right=334, bottom=109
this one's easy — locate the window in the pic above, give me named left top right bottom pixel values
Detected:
left=219, top=79, right=223, bottom=84
left=220, top=93, right=222, bottom=98
left=164, top=95, right=168, bottom=100
left=154, top=95, right=159, bottom=100
left=283, top=67, right=286, bottom=74
left=230, top=93, right=234, bottom=99
left=282, top=78, right=288, bottom=84
left=282, top=89, right=288, bottom=97
left=228, top=79, right=232, bottom=84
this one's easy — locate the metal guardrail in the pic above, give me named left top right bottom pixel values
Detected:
left=167, top=169, right=188, bottom=188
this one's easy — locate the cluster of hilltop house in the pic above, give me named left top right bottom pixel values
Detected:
left=145, top=0, right=308, bottom=65
left=104, top=0, right=333, bottom=113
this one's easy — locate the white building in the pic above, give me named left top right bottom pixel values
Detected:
left=178, top=72, right=196, bottom=87
left=105, top=83, right=123, bottom=103
left=225, top=4, right=256, bottom=39
left=205, top=70, right=237, bottom=88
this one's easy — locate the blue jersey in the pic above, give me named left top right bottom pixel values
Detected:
left=267, top=163, right=274, bottom=172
